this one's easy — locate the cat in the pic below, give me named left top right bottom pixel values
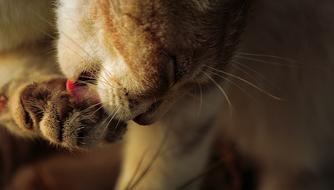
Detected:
left=1, top=0, right=250, bottom=189
left=1, top=0, right=334, bottom=189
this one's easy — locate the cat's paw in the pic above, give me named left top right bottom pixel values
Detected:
left=13, top=78, right=126, bottom=149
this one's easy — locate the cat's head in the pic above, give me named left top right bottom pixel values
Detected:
left=57, top=0, right=250, bottom=125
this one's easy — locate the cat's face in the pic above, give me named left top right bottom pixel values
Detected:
left=57, top=0, right=249, bottom=125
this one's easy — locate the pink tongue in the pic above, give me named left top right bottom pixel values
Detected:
left=66, top=79, right=100, bottom=104
left=66, top=80, right=75, bottom=94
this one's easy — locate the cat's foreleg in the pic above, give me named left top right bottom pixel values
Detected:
left=0, top=48, right=61, bottom=137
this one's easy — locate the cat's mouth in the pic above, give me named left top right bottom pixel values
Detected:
left=133, top=100, right=162, bottom=125
left=67, top=78, right=163, bottom=126
left=65, top=79, right=128, bottom=145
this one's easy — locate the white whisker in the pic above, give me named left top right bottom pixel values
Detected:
left=196, top=82, right=203, bottom=117
left=235, top=55, right=300, bottom=68
left=203, top=72, right=232, bottom=108
left=206, top=70, right=253, bottom=99
left=237, top=52, right=295, bottom=62
left=205, top=65, right=283, bottom=100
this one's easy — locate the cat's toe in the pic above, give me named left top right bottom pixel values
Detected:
left=14, top=77, right=127, bottom=149
left=38, top=86, right=127, bottom=149
left=57, top=104, right=127, bottom=149
left=39, top=92, right=74, bottom=145
left=19, top=83, right=50, bottom=130
left=17, top=78, right=66, bottom=130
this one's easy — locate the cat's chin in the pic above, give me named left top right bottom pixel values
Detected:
left=133, top=100, right=162, bottom=125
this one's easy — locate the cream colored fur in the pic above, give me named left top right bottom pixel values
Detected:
left=116, top=88, right=225, bottom=189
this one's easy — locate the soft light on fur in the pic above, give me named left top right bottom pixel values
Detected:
left=1, top=0, right=334, bottom=189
